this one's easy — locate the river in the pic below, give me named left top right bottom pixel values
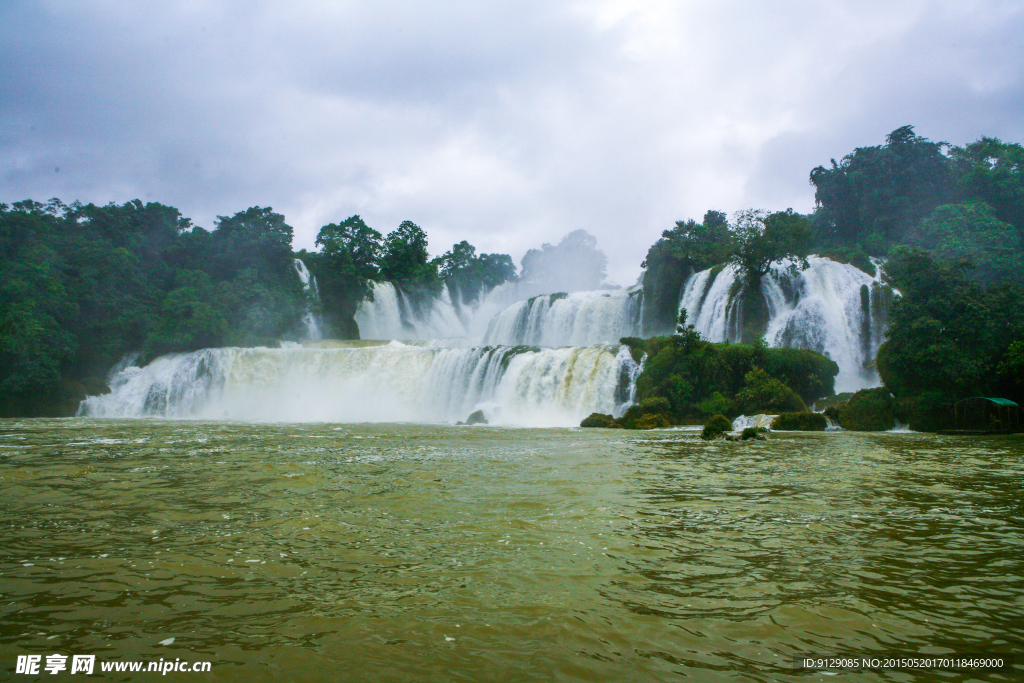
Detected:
left=0, top=419, right=1021, bottom=681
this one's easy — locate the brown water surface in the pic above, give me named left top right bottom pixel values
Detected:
left=0, top=419, right=1021, bottom=681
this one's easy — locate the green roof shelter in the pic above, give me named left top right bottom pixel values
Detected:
left=954, top=397, right=1019, bottom=432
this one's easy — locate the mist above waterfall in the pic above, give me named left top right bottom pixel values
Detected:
left=519, top=230, right=610, bottom=294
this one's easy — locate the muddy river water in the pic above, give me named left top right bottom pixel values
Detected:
left=0, top=419, right=1021, bottom=681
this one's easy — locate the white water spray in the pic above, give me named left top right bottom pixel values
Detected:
left=80, top=342, right=637, bottom=427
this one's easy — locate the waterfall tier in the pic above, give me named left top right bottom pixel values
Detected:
left=355, top=282, right=470, bottom=341
left=355, top=280, right=643, bottom=348
left=483, top=288, right=642, bottom=347
left=79, top=342, right=639, bottom=427
left=679, top=256, right=890, bottom=392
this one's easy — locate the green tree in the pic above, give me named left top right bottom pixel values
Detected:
left=729, top=208, right=812, bottom=289
left=641, top=210, right=732, bottom=334
left=211, top=206, right=294, bottom=279
left=810, top=125, right=954, bottom=253
left=906, top=201, right=1024, bottom=286
left=876, top=247, right=1024, bottom=400
left=379, top=221, right=441, bottom=294
left=315, top=215, right=383, bottom=280
left=207, top=207, right=304, bottom=344
left=950, top=137, right=1024, bottom=240
left=313, top=215, right=384, bottom=339
left=147, top=270, right=229, bottom=354
left=437, top=240, right=516, bottom=301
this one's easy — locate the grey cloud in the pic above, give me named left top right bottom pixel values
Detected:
left=2, top=0, right=1022, bottom=286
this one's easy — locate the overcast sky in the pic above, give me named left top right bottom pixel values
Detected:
left=2, top=1, right=1022, bottom=285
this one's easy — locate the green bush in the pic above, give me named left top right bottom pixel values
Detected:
left=638, top=396, right=671, bottom=413
left=617, top=396, right=675, bottom=429
left=619, top=335, right=837, bottom=422
left=634, top=413, right=673, bottom=429
left=697, top=391, right=731, bottom=417
left=740, top=427, right=764, bottom=440
left=838, top=388, right=895, bottom=431
left=761, top=348, right=840, bottom=406
left=580, top=413, right=621, bottom=428
left=771, top=411, right=828, bottom=431
left=733, top=367, right=807, bottom=415
left=701, top=414, right=733, bottom=440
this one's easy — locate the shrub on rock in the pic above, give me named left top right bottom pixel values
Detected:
left=733, top=367, right=807, bottom=415
left=838, top=388, right=895, bottom=431
left=740, top=427, right=766, bottom=440
left=580, top=413, right=622, bottom=428
left=701, top=414, right=733, bottom=440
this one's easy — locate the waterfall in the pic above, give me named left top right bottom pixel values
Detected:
left=678, top=256, right=891, bottom=392
left=482, top=287, right=642, bottom=347
left=79, top=342, right=633, bottom=427
left=355, top=281, right=469, bottom=341
left=293, top=259, right=323, bottom=341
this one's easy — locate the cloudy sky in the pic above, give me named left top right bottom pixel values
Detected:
left=2, top=1, right=1022, bottom=285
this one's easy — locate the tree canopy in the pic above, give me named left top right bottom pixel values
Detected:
left=436, top=240, right=517, bottom=302
left=0, top=200, right=305, bottom=416
left=810, top=125, right=954, bottom=254
left=729, top=208, right=812, bottom=288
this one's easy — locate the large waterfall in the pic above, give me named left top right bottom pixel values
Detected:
left=80, top=342, right=639, bottom=427
left=679, top=256, right=890, bottom=392
left=81, top=254, right=889, bottom=426
left=355, top=282, right=470, bottom=341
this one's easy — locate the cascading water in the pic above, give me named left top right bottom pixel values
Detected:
left=79, top=342, right=637, bottom=427
left=482, top=287, right=642, bottom=347
left=354, top=280, right=644, bottom=347
left=678, top=256, right=891, bottom=392
left=293, top=259, right=323, bottom=341
left=355, top=281, right=469, bottom=341
left=80, top=253, right=888, bottom=425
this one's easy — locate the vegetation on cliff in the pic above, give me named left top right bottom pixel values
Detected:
left=876, top=248, right=1024, bottom=430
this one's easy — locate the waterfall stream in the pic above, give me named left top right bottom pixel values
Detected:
left=293, top=259, right=323, bottom=341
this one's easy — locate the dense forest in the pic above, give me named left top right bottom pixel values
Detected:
left=3, top=125, right=1023, bottom=428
